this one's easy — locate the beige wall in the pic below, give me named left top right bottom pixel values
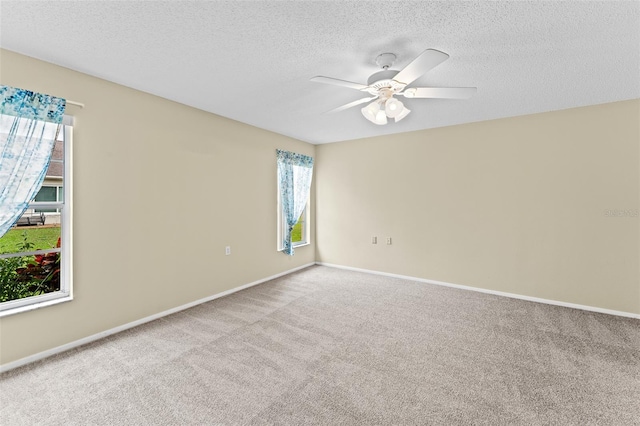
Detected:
left=0, top=49, right=315, bottom=365
left=316, top=100, right=640, bottom=315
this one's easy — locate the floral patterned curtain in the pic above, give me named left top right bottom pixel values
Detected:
left=0, top=85, right=66, bottom=237
left=277, top=149, right=314, bottom=256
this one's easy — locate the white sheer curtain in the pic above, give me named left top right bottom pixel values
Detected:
left=0, top=85, right=66, bottom=237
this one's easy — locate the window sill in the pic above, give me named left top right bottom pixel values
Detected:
left=0, top=293, right=72, bottom=318
left=278, top=242, right=311, bottom=252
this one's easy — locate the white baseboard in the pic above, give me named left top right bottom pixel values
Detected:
left=316, top=262, right=640, bottom=320
left=0, top=262, right=315, bottom=374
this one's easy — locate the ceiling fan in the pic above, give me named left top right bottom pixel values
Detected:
left=311, top=49, right=476, bottom=125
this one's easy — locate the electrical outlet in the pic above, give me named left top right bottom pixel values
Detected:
left=386, top=238, right=392, bottom=245
left=372, top=236, right=377, bottom=244
left=225, top=246, right=231, bottom=255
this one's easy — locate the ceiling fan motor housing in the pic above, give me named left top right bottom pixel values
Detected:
left=366, top=70, right=406, bottom=96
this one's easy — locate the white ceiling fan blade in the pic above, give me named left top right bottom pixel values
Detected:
left=310, top=76, right=368, bottom=91
left=402, top=87, right=477, bottom=99
left=393, top=49, right=449, bottom=86
left=327, top=96, right=378, bottom=113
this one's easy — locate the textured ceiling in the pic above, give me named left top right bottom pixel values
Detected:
left=1, top=1, right=639, bottom=144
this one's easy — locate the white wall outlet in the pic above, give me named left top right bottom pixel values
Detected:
left=386, top=238, right=392, bottom=245
left=225, top=246, right=231, bottom=255
left=372, top=236, right=377, bottom=244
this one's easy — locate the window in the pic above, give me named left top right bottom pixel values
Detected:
left=0, top=119, right=73, bottom=316
left=276, top=149, right=313, bottom=254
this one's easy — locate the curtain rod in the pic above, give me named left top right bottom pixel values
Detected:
left=66, top=100, right=85, bottom=108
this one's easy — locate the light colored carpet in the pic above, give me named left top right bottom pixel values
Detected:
left=1, top=265, right=639, bottom=425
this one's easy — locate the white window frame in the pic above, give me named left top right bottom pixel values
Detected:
left=0, top=117, right=73, bottom=317
left=276, top=189, right=310, bottom=251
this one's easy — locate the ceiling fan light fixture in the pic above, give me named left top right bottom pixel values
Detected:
left=394, top=107, right=411, bottom=122
left=375, top=109, right=388, bottom=125
left=384, top=98, right=404, bottom=118
left=361, top=101, right=381, bottom=124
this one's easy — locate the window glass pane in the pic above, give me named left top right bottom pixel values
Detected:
left=34, top=206, right=58, bottom=213
left=0, top=216, right=61, bottom=255
left=43, top=140, right=64, bottom=183
left=58, top=186, right=63, bottom=202
left=0, top=253, right=61, bottom=303
left=34, top=186, right=57, bottom=213
left=34, top=186, right=56, bottom=202
left=291, top=208, right=305, bottom=243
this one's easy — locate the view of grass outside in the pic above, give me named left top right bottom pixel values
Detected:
left=0, top=226, right=61, bottom=255
left=1, top=226, right=62, bottom=303
left=291, top=220, right=302, bottom=243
